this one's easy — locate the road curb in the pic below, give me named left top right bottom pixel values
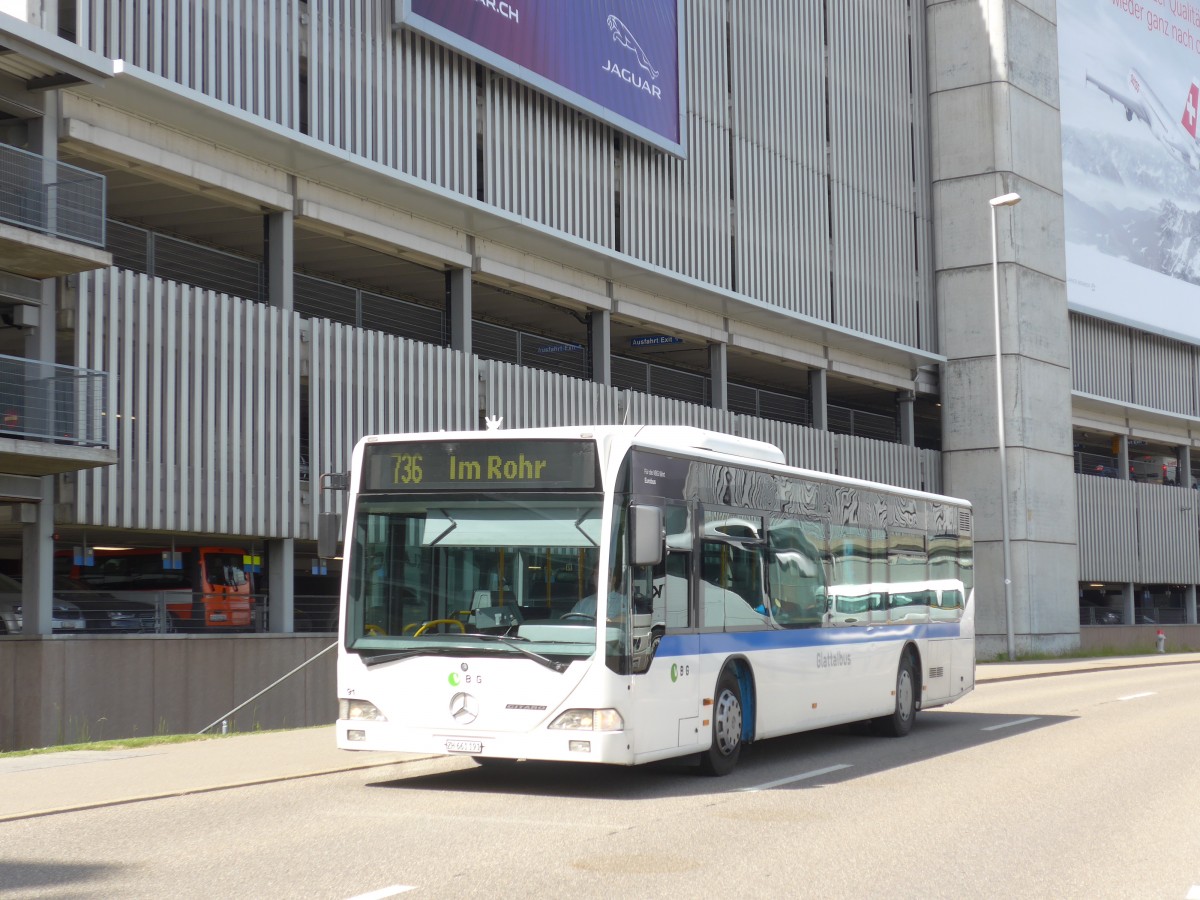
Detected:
left=977, top=657, right=1200, bottom=684
left=0, top=755, right=438, bottom=824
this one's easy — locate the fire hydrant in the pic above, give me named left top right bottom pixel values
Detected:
left=1155, top=629, right=1166, bottom=654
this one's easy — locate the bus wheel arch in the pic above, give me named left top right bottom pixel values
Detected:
left=873, top=643, right=920, bottom=737
left=700, top=657, right=755, bottom=776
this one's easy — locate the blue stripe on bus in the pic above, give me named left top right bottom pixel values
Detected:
left=653, top=622, right=962, bottom=658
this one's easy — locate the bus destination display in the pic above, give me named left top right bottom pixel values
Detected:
left=363, top=440, right=597, bottom=491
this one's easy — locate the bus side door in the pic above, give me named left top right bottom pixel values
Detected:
left=628, top=502, right=700, bottom=755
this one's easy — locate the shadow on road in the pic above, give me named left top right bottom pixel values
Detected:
left=0, top=860, right=118, bottom=894
left=365, top=708, right=1073, bottom=800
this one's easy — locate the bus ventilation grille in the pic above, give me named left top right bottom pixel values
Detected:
left=928, top=666, right=945, bottom=679
left=958, top=509, right=972, bottom=536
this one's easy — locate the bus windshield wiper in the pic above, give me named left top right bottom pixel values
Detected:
left=467, top=634, right=568, bottom=673
left=361, top=649, right=428, bottom=667
left=361, top=638, right=566, bottom=672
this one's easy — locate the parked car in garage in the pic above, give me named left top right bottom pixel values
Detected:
left=293, top=574, right=340, bottom=632
left=1083, top=605, right=1155, bottom=625
left=0, top=572, right=86, bottom=634
left=51, top=576, right=162, bottom=633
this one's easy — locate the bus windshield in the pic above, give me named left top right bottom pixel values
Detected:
left=345, top=495, right=606, bottom=661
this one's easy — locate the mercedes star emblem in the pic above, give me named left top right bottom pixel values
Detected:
left=449, top=691, right=479, bottom=725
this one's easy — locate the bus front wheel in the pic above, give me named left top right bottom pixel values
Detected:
left=700, top=668, right=743, bottom=776
left=873, top=651, right=917, bottom=737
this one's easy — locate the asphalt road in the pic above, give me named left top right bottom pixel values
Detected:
left=2, top=662, right=1199, bottom=900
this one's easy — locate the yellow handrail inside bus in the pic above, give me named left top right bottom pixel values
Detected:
left=413, top=619, right=466, bottom=636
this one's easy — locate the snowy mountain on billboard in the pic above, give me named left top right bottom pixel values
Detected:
left=1063, top=125, right=1200, bottom=286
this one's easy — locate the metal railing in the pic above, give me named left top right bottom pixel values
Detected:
left=22, top=590, right=338, bottom=636
left=0, top=354, right=109, bottom=446
left=0, top=143, right=106, bottom=247
left=828, top=405, right=898, bottom=442
left=1076, top=450, right=1197, bottom=487
left=102, top=222, right=907, bottom=445
left=1079, top=606, right=1191, bottom=626
left=45, top=590, right=174, bottom=634
left=1075, top=451, right=1121, bottom=478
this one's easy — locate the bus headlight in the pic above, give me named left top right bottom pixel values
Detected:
left=339, top=699, right=386, bottom=722
left=548, top=708, right=623, bottom=732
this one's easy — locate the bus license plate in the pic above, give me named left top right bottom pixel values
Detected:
left=445, top=740, right=482, bottom=754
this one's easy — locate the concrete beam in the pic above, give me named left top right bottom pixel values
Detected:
left=0, top=223, right=111, bottom=279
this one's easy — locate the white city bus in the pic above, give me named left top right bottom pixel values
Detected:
left=335, top=425, right=975, bottom=775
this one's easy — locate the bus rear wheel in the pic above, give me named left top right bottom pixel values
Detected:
left=872, top=651, right=917, bottom=737
left=700, top=668, right=743, bottom=776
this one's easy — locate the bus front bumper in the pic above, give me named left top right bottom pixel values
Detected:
left=336, top=719, right=635, bottom=765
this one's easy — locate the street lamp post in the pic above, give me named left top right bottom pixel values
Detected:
left=990, top=191, right=1021, bottom=661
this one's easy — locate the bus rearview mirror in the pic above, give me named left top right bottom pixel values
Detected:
left=317, top=512, right=343, bottom=560
left=629, top=504, right=664, bottom=567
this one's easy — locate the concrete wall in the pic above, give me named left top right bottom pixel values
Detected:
left=928, top=0, right=1080, bottom=656
left=0, top=635, right=337, bottom=752
left=1078, top=626, right=1200, bottom=655
left=4, top=629, right=1191, bottom=751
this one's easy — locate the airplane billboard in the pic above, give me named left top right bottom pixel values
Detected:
left=394, top=0, right=685, bottom=156
left=1058, top=0, right=1200, bottom=344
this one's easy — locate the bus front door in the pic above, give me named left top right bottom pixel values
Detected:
left=628, top=547, right=700, bottom=756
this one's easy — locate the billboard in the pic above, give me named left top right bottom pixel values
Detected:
left=1058, top=0, right=1200, bottom=344
left=395, top=0, right=685, bottom=156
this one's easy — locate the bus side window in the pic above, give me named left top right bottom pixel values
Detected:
left=701, top=539, right=765, bottom=628
left=661, top=503, right=691, bottom=629
left=699, top=541, right=726, bottom=628
left=664, top=551, right=689, bottom=628
left=766, top=518, right=825, bottom=628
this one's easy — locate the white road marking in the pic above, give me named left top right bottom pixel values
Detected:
left=741, top=764, right=852, bottom=792
left=1185, top=885, right=1200, bottom=900
left=982, top=716, right=1041, bottom=732
left=1118, top=692, right=1157, bottom=701
left=346, top=886, right=416, bottom=900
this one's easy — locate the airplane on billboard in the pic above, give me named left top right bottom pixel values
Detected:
left=1086, top=68, right=1200, bottom=169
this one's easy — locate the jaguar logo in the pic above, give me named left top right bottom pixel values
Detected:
left=449, top=691, right=479, bottom=725
left=606, top=15, right=659, bottom=80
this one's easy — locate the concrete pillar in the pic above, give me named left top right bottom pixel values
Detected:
left=1185, top=585, right=1197, bottom=625
left=266, top=210, right=294, bottom=312
left=447, top=268, right=472, bottom=354
left=588, top=310, right=611, bottom=386
left=897, top=390, right=916, bottom=446
left=809, top=368, right=828, bottom=431
left=29, top=90, right=57, bottom=239
left=1177, top=444, right=1191, bottom=487
left=27, top=0, right=56, bottom=30
left=22, top=304, right=54, bottom=438
left=20, top=99, right=58, bottom=635
left=19, top=489, right=52, bottom=634
left=1121, top=583, right=1135, bottom=626
left=930, top=1, right=1079, bottom=656
left=1116, top=434, right=1129, bottom=480
left=268, top=539, right=295, bottom=633
left=708, top=343, right=728, bottom=411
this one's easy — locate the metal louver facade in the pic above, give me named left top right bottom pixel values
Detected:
left=72, top=270, right=300, bottom=537
left=1072, top=313, right=1200, bottom=415
left=70, top=0, right=936, bottom=349
left=64, top=272, right=941, bottom=538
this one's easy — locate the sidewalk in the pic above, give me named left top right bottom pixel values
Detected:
left=0, top=726, right=427, bottom=822
left=3, top=652, right=1198, bottom=822
left=974, top=651, right=1200, bottom=682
